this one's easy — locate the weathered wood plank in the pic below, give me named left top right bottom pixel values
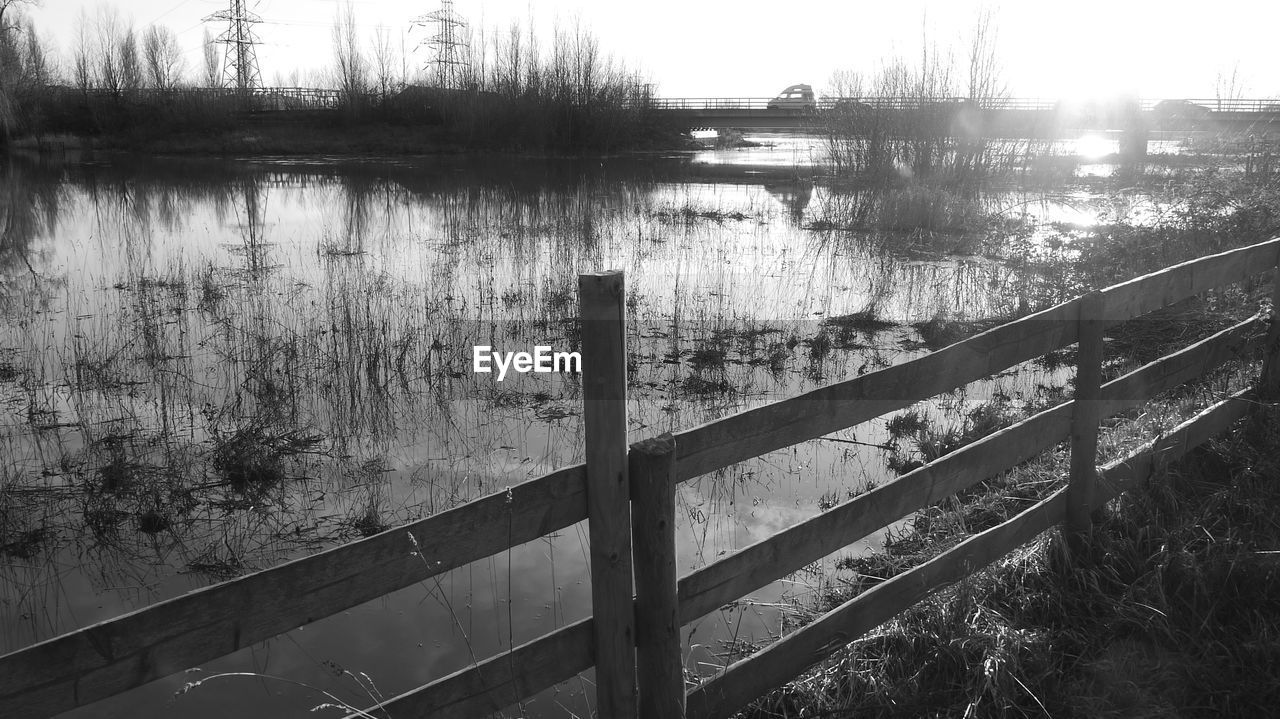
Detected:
left=630, top=435, right=685, bottom=719
left=579, top=271, right=638, bottom=719
left=1067, top=291, right=1105, bottom=544
left=685, top=489, right=1067, bottom=719
left=344, top=619, right=595, bottom=719
left=0, top=464, right=588, bottom=716
left=678, top=401, right=1073, bottom=623
left=673, top=299, right=1081, bottom=481
left=1098, top=238, right=1280, bottom=324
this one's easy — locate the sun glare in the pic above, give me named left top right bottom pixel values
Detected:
left=1074, top=134, right=1114, bottom=160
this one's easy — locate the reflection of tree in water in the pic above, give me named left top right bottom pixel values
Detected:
left=0, top=156, right=65, bottom=312
left=229, top=179, right=269, bottom=278
left=332, top=174, right=382, bottom=255
left=812, top=183, right=993, bottom=235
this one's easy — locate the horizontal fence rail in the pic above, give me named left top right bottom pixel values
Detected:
left=348, top=618, right=596, bottom=719
left=3, top=236, right=1278, bottom=719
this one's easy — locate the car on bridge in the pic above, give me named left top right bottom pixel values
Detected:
left=767, top=84, right=816, bottom=110
left=1152, top=99, right=1212, bottom=120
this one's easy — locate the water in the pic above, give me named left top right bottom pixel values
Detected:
left=0, top=143, right=1119, bottom=717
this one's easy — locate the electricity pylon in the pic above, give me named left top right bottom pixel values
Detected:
left=205, top=0, right=263, bottom=91
left=412, top=0, right=469, bottom=89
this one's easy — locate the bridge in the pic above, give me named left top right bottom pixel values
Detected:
left=650, top=96, right=1280, bottom=137
left=93, top=86, right=1276, bottom=140
left=64, top=86, right=1277, bottom=153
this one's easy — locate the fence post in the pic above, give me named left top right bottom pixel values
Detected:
left=630, top=433, right=684, bottom=719
left=579, top=271, right=638, bottom=718
left=1067, top=290, right=1105, bottom=552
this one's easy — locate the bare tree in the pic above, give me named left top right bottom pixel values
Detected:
left=0, top=1, right=39, bottom=90
left=964, top=8, right=1005, bottom=101
left=72, top=8, right=91, bottom=90
left=1215, top=62, right=1245, bottom=109
left=524, top=19, right=540, bottom=96
left=332, top=1, right=368, bottom=103
left=495, top=22, right=523, bottom=96
left=22, top=22, right=48, bottom=87
left=571, top=23, right=601, bottom=104
left=202, top=26, right=220, bottom=87
left=826, top=68, right=865, bottom=98
left=399, top=30, right=410, bottom=90
left=0, top=0, right=39, bottom=140
left=142, top=24, right=185, bottom=89
left=119, top=26, right=142, bottom=92
left=0, top=0, right=36, bottom=36
left=93, top=6, right=122, bottom=92
left=371, top=26, right=396, bottom=100
left=913, top=19, right=953, bottom=100
left=87, top=6, right=140, bottom=96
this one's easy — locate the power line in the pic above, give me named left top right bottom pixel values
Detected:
left=144, top=0, right=202, bottom=28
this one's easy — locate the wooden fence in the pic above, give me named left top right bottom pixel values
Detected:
left=3, top=238, right=1279, bottom=718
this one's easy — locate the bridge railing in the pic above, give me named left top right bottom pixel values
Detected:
left=649, top=97, right=1060, bottom=112
left=48, top=87, right=1280, bottom=116
left=651, top=96, right=1280, bottom=114
left=649, top=97, right=775, bottom=110
left=50, top=85, right=361, bottom=111
left=1141, top=98, right=1280, bottom=113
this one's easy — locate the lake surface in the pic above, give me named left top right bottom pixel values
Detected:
left=0, top=137, right=1135, bottom=717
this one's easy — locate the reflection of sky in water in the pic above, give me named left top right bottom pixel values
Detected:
left=1, top=155, right=1083, bottom=717
left=692, top=132, right=825, bottom=166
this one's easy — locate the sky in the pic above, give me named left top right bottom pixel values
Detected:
left=21, top=0, right=1280, bottom=100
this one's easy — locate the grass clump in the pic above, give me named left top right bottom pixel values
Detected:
left=911, top=313, right=1010, bottom=350
left=681, top=374, right=733, bottom=396
left=884, top=399, right=1020, bottom=475
left=885, top=410, right=927, bottom=440
left=825, top=310, right=897, bottom=335
left=209, top=427, right=322, bottom=494
left=688, top=344, right=730, bottom=371
left=0, top=527, right=49, bottom=559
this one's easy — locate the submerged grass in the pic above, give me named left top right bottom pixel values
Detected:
left=208, top=427, right=323, bottom=494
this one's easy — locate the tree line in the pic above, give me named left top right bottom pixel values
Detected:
left=0, top=0, right=672, bottom=152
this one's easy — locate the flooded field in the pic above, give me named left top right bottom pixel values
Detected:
left=1, top=138, right=1167, bottom=717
